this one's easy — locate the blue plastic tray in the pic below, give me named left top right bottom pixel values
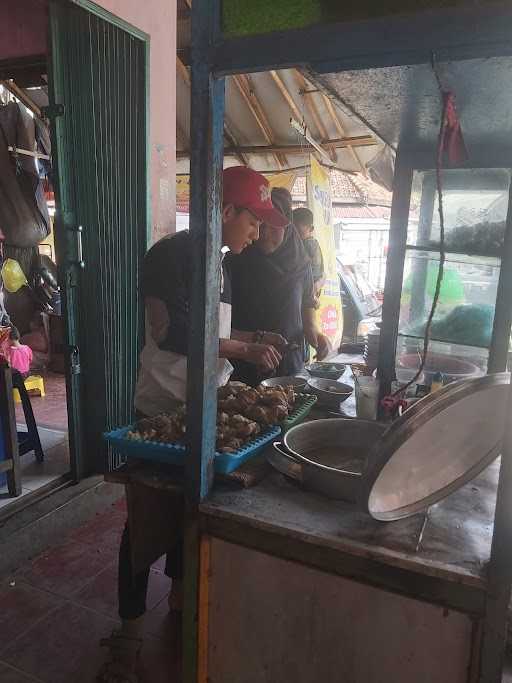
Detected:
left=104, top=424, right=281, bottom=474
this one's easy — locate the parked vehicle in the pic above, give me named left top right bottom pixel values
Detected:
left=337, top=259, right=381, bottom=343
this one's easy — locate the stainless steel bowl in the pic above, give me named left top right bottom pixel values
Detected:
left=268, top=418, right=386, bottom=502
left=260, top=376, right=308, bottom=391
left=306, top=377, right=353, bottom=408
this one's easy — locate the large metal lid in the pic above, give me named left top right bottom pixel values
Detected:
left=361, top=373, right=510, bottom=521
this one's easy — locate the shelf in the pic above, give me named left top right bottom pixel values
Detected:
left=405, top=244, right=502, bottom=264
left=398, top=332, right=490, bottom=352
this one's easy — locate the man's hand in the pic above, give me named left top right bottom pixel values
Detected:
left=261, top=332, right=287, bottom=348
left=245, top=343, right=282, bottom=371
left=314, top=333, right=330, bottom=361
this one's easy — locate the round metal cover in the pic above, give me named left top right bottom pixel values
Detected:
left=361, top=373, right=510, bottom=521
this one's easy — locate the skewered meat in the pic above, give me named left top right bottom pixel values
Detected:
left=127, top=381, right=298, bottom=454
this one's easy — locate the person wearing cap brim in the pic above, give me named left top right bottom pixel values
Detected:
left=228, top=187, right=330, bottom=387
left=98, top=167, right=289, bottom=683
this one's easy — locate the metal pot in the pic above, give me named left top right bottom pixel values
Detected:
left=268, top=418, right=387, bottom=502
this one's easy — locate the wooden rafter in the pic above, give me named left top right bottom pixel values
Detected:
left=0, top=79, right=42, bottom=120
left=176, top=55, right=248, bottom=166
left=176, top=134, right=377, bottom=159
left=232, top=73, right=286, bottom=169
left=269, top=70, right=303, bottom=123
left=321, top=92, right=368, bottom=176
left=293, top=71, right=337, bottom=162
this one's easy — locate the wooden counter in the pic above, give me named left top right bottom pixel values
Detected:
left=200, top=454, right=499, bottom=614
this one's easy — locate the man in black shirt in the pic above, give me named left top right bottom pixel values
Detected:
left=99, top=167, right=288, bottom=683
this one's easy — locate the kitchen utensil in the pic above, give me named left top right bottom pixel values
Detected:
left=306, top=362, right=346, bottom=380
left=268, top=418, right=386, bottom=501
left=260, top=376, right=308, bottom=391
left=306, top=377, right=353, bottom=409
left=355, top=376, right=380, bottom=420
left=268, top=373, right=510, bottom=521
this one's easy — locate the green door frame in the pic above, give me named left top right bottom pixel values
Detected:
left=48, top=0, right=151, bottom=480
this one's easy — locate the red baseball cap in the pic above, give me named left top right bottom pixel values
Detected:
left=223, top=166, right=289, bottom=228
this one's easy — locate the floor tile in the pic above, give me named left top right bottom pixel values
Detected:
left=0, top=489, right=33, bottom=510
left=73, top=561, right=118, bottom=620
left=143, top=593, right=181, bottom=644
left=15, top=372, right=68, bottom=433
left=1, top=601, right=117, bottom=683
left=139, top=634, right=182, bottom=683
left=0, top=579, right=63, bottom=651
left=68, top=506, right=125, bottom=552
left=20, top=540, right=115, bottom=598
left=146, top=569, right=171, bottom=611
left=0, top=661, right=43, bottom=682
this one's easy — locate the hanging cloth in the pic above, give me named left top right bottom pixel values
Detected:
left=0, top=102, right=50, bottom=248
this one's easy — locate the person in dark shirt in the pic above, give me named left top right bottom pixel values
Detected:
left=99, top=167, right=288, bottom=683
left=293, top=207, right=326, bottom=301
left=228, top=188, right=330, bottom=386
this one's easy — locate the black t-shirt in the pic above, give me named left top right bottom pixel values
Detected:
left=227, top=249, right=315, bottom=384
left=142, top=231, right=231, bottom=355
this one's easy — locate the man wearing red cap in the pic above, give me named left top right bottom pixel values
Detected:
left=98, top=167, right=288, bottom=683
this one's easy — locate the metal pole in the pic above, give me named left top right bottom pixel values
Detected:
left=478, top=375, right=512, bottom=682
left=377, top=149, right=413, bottom=403
left=488, top=175, right=512, bottom=373
left=184, top=0, right=224, bottom=680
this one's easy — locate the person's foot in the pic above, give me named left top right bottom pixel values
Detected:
left=167, top=579, right=183, bottom=612
left=97, top=629, right=143, bottom=683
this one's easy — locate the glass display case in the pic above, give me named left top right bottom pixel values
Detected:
left=395, top=168, right=510, bottom=386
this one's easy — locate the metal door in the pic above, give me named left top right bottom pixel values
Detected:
left=48, top=0, right=149, bottom=476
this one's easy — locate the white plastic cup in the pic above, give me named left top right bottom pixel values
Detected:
left=355, top=377, right=380, bottom=420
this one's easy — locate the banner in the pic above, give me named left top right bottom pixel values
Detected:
left=307, top=155, right=343, bottom=350
left=266, top=170, right=297, bottom=194
left=176, top=175, right=190, bottom=213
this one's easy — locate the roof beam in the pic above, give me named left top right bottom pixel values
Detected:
left=0, top=79, right=42, bottom=119
left=232, top=73, right=286, bottom=169
left=269, top=70, right=303, bottom=123
left=293, top=71, right=336, bottom=162
left=176, top=55, right=248, bottom=166
left=176, top=134, right=377, bottom=159
left=321, top=92, right=368, bottom=176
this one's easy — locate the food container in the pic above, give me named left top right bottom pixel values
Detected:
left=268, top=418, right=386, bottom=502
left=282, top=393, right=318, bottom=432
left=354, top=376, right=380, bottom=420
left=306, top=362, right=346, bottom=380
left=397, top=352, right=482, bottom=385
left=306, top=377, right=353, bottom=409
left=268, top=373, right=510, bottom=520
left=260, top=376, right=308, bottom=391
left=104, top=425, right=281, bottom=474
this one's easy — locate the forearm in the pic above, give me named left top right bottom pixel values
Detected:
left=219, top=337, right=249, bottom=360
left=302, top=308, right=319, bottom=347
left=230, top=329, right=254, bottom=343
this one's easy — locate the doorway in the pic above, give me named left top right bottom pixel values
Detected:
left=0, top=0, right=148, bottom=514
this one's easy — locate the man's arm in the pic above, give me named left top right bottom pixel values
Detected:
left=302, top=307, right=330, bottom=360
left=219, top=337, right=282, bottom=372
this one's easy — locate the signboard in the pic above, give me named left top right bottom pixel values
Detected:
left=176, top=174, right=189, bottom=213
left=307, top=155, right=343, bottom=349
left=177, top=170, right=296, bottom=216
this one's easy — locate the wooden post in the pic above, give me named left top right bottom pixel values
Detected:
left=376, top=149, right=413, bottom=403
left=184, top=0, right=223, bottom=680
